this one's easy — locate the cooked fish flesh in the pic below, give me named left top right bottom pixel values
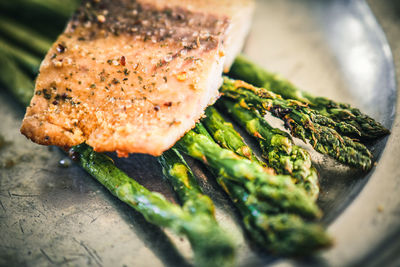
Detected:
left=21, top=0, right=254, bottom=156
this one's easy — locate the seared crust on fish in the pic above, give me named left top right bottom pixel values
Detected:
left=21, top=0, right=254, bottom=156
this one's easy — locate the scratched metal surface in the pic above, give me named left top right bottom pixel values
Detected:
left=0, top=0, right=398, bottom=266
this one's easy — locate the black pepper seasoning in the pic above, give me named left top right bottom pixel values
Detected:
left=56, top=44, right=66, bottom=53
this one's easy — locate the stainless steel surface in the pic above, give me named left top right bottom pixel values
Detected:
left=0, top=0, right=398, bottom=266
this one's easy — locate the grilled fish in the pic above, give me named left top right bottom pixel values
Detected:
left=21, top=0, right=254, bottom=156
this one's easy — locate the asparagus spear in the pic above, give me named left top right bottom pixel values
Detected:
left=0, top=0, right=79, bottom=18
left=0, top=17, right=52, bottom=56
left=216, top=99, right=320, bottom=200
left=0, top=0, right=81, bottom=40
left=175, top=124, right=322, bottom=219
left=220, top=77, right=373, bottom=171
left=220, top=178, right=331, bottom=255
left=0, top=0, right=79, bottom=30
left=158, top=148, right=239, bottom=262
left=158, top=148, right=215, bottom=216
left=229, top=55, right=390, bottom=140
left=186, top=123, right=331, bottom=254
left=0, top=51, right=34, bottom=106
left=74, top=144, right=235, bottom=267
left=0, top=37, right=41, bottom=74
left=218, top=99, right=320, bottom=200
left=202, top=107, right=266, bottom=166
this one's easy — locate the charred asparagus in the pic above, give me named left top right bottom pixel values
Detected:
left=229, top=55, right=390, bottom=140
left=175, top=124, right=321, bottom=219
left=194, top=120, right=331, bottom=254
left=220, top=77, right=373, bottom=170
left=217, top=99, right=319, bottom=200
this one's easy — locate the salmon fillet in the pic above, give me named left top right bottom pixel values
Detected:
left=21, top=0, right=254, bottom=156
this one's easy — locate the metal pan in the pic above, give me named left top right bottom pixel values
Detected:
left=0, top=0, right=398, bottom=266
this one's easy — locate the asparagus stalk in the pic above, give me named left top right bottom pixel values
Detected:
left=229, top=55, right=390, bottom=140
left=158, top=148, right=237, bottom=263
left=175, top=124, right=322, bottom=219
left=74, top=144, right=235, bottom=267
left=220, top=77, right=373, bottom=171
left=0, top=17, right=52, bottom=56
left=158, top=148, right=215, bottom=216
left=25, top=0, right=80, bottom=18
left=0, top=20, right=235, bottom=262
left=185, top=124, right=331, bottom=254
left=0, top=37, right=41, bottom=74
left=202, top=107, right=267, bottom=167
left=0, top=6, right=75, bottom=40
left=0, top=0, right=81, bottom=23
left=218, top=99, right=320, bottom=200
left=220, top=178, right=331, bottom=255
left=0, top=51, right=34, bottom=106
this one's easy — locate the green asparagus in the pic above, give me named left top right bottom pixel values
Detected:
left=74, top=144, right=235, bottom=267
left=175, top=124, right=321, bottom=219
left=0, top=51, right=34, bottom=106
left=0, top=17, right=52, bottom=56
left=218, top=99, right=320, bottom=200
left=220, top=178, right=331, bottom=255
left=158, top=148, right=215, bottom=216
left=220, top=77, right=373, bottom=171
left=159, top=148, right=237, bottom=261
left=0, top=8, right=74, bottom=40
left=189, top=123, right=331, bottom=255
left=0, top=0, right=80, bottom=27
left=229, top=55, right=390, bottom=140
left=202, top=107, right=266, bottom=166
left=0, top=37, right=41, bottom=74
